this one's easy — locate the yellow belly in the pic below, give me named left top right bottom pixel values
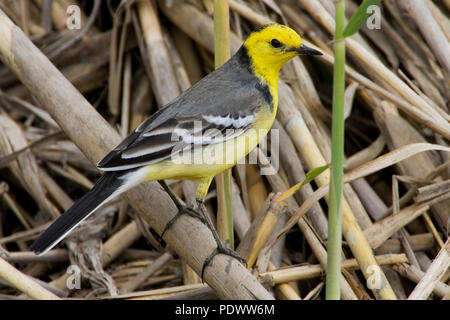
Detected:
left=143, top=104, right=276, bottom=181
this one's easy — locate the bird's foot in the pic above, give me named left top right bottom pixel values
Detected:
left=160, top=204, right=206, bottom=240
left=201, top=239, right=247, bottom=281
left=158, top=180, right=207, bottom=240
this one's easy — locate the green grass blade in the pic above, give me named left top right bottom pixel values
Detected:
left=342, top=0, right=382, bottom=39
left=326, top=0, right=346, bottom=300
left=275, top=164, right=330, bottom=202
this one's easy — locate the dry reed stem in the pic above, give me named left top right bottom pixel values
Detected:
left=0, top=112, right=60, bottom=219
left=138, top=0, right=179, bottom=106
left=405, top=0, right=450, bottom=79
left=121, top=252, right=172, bottom=293
left=425, top=1, right=450, bottom=41
left=121, top=53, right=132, bottom=136
left=416, top=181, right=450, bottom=204
left=4, top=249, right=68, bottom=264
left=2, top=191, right=32, bottom=230
left=365, top=192, right=450, bottom=249
left=40, top=168, right=74, bottom=211
left=0, top=257, right=60, bottom=299
left=260, top=254, right=408, bottom=286
left=246, top=164, right=269, bottom=220
left=408, top=238, right=450, bottom=300
left=0, top=223, right=51, bottom=246
left=351, top=178, right=388, bottom=221
left=267, top=263, right=302, bottom=300
left=275, top=283, right=302, bottom=300
left=47, top=162, right=94, bottom=190
left=231, top=179, right=252, bottom=240
left=237, top=193, right=287, bottom=268
left=422, top=212, right=445, bottom=249
left=108, top=0, right=130, bottom=117
left=108, top=283, right=208, bottom=300
left=344, top=134, right=385, bottom=171
left=170, top=26, right=203, bottom=85
left=377, top=233, right=437, bottom=254
left=393, top=264, right=449, bottom=299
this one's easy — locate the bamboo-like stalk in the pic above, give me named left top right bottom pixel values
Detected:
left=0, top=257, right=60, bottom=299
left=393, top=263, right=449, bottom=299
left=408, top=238, right=450, bottom=300
left=121, top=252, right=173, bottom=293
left=267, top=263, right=302, bottom=300
left=326, top=0, right=345, bottom=300
left=213, top=0, right=234, bottom=248
left=137, top=0, right=179, bottom=106
left=422, top=213, right=445, bottom=249
left=260, top=254, right=408, bottom=286
left=19, top=0, right=29, bottom=36
left=0, top=112, right=60, bottom=219
left=237, top=193, right=287, bottom=268
left=120, top=53, right=132, bottom=136
left=405, top=0, right=450, bottom=79
left=40, top=168, right=74, bottom=211
left=107, top=283, right=208, bottom=300
left=5, top=249, right=68, bottom=264
left=246, top=164, right=269, bottom=220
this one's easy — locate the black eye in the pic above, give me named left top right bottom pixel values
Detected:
left=270, top=39, right=281, bottom=48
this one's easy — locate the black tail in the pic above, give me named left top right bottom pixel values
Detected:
left=31, top=171, right=128, bottom=255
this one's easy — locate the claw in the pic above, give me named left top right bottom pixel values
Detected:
left=200, top=243, right=247, bottom=282
left=160, top=204, right=206, bottom=239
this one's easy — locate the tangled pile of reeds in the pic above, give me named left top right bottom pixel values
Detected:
left=0, top=0, right=448, bottom=300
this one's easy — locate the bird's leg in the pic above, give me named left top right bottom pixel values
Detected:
left=196, top=199, right=247, bottom=280
left=158, top=180, right=206, bottom=239
left=159, top=179, right=246, bottom=280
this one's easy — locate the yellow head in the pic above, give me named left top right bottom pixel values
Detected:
left=244, top=24, right=322, bottom=87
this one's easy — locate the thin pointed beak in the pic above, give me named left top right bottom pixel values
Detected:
left=295, top=44, right=323, bottom=56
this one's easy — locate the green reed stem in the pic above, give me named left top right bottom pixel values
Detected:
left=326, top=0, right=346, bottom=300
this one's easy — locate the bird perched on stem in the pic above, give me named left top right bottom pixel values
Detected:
left=31, top=24, right=322, bottom=277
